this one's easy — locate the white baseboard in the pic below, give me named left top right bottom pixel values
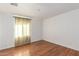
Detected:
left=43, top=39, right=79, bottom=51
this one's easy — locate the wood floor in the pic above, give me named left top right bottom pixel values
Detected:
left=0, top=40, right=79, bottom=56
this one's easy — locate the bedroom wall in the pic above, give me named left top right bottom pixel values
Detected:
left=31, top=17, right=42, bottom=42
left=43, top=9, right=79, bottom=51
left=0, top=13, right=42, bottom=50
left=0, top=13, right=15, bottom=50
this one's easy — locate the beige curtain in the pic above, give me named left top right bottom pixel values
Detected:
left=15, top=17, right=31, bottom=46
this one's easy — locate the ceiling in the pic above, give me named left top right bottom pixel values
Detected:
left=0, top=3, right=79, bottom=19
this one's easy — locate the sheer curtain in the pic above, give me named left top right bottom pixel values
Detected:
left=15, top=17, right=31, bottom=46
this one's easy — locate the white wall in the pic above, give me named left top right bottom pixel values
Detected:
left=43, top=9, right=79, bottom=51
left=0, top=13, right=42, bottom=50
left=31, top=18, right=42, bottom=42
left=0, top=13, right=15, bottom=50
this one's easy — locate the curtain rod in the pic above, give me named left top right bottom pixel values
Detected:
left=13, top=15, right=32, bottom=20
